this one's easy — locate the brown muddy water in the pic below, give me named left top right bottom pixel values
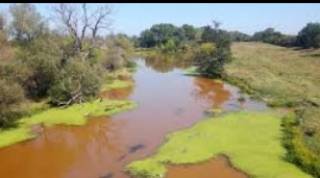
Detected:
left=166, top=155, right=248, bottom=178
left=0, top=58, right=266, bottom=178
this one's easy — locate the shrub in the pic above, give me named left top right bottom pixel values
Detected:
left=48, top=59, right=102, bottom=106
left=102, top=34, right=135, bottom=71
left=16, top=35, right=61, bottom=98
left=0, top=79, right=25, bottom=127
left=160, top=39, right=177, bottom=53
left=282, top=111, right=320, bottom=177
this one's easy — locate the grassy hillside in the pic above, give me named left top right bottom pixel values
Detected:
left=227, top=42, right=320, bottom=107
left=225, top=42, right=320, bottom=176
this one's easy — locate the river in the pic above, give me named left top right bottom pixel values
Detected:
left=0, top=57, right=266, bottom=178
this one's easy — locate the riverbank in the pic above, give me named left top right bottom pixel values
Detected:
left=225, top=42, right=320, bottom=177
left=126, top=111, right=311, bottom=178
left=0, top=68, right=137, bottom=149
left=126, top=42, right=319, bottom=178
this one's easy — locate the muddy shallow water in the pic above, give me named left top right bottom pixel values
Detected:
left=0, top=58, right=266, bottom=178
left=166, top=155, right=248, bottom=178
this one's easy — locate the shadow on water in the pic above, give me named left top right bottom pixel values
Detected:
left=0, top=55, right=265, bottom=178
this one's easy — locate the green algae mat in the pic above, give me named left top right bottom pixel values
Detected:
left=126, top=111, right=312, bottom=178
left=0, top=99, right=136, bottom=148
left=102, top=79, right=133, bottom=91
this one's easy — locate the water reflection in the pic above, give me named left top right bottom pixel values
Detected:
left=144, top=53, right=193, bottom=73
left=0, top=56, right=265, bottom=178
left=100, top=85, right=134, bottom=100
left=192, top=77, right=231, bottom=108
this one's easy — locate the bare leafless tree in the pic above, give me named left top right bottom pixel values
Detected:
left=0, top=13, right=5, bottom=31
left=53, top=3, right=112, bottom=54
left=212, top=20, right=221, bottom=30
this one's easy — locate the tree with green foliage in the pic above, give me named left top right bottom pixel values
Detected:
left=228, top=31, right=251, bottom=41
left=0, top=13, right=5, bottom=31
left=201, top=25, right=218, bottom=42
left=49, top=59, right=102, bottom=106
left=251, top=28, right=297, bottom=47
left=102, top=34, right=135, bottom=70
left=160, top=38, right=177, bottom=53
left=297, top=23, right=320, bottom=48
left=252, top=28, right=282, bottom=43
left=15, top=34, right=62, bottom=98
left=139, top=30, right=156, bottom=48
left=138, top=23, right=190, bottom=49
left=196, top=22, right=232, bottom=77
left=149, top=23, right=177, bottom=45
left=181, top=24, right=197, bottom=41
left=0, top=79, right=25, bottom=128
left=9, top=3, right=47, bottom=43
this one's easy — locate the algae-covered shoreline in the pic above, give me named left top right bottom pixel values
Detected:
left=126, top=111, right=311, bottom=178
left=125, top=43, right=318, bottom=178
left=0, top=68, right=137, bottom=149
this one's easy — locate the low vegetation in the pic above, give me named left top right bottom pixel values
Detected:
left=126, top=111, right=311, bottom=178
left=0, top=99, right=136, bottom=148
left=225, top=42, right=320, bottom=177
left=0, top=4, right=136, bottom=120
left=0, top=4, right=137, bottom=148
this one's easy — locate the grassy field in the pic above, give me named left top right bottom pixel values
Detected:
left=225, top=42, right=320, bottom=176
left=226, top=42, right=320, bottom=107
left=127, top=111, right=311, bottom=178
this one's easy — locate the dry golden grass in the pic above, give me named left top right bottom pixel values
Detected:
left=226, top=42, right=320, bottom=107
left=226, top=42, right=320, bottom=176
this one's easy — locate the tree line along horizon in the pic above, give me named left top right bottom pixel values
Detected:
left=134, top=21, right=320, bottom=49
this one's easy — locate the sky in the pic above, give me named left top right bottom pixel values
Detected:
left=1, top=3, right=320, bottom=36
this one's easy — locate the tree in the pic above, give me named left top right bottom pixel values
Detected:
left=9, top=3, right=47, bottom=43
left=181, top=24, right=196, bottom=41
left=139, top=29, right=156, bottom=48
left=0, top=14, right=15, bottom=63
left=160, top=38, right=177, bottom=53
left=201, top=25, right=218, bottom=42
left=0, top=79, right=25, bottom=127
left=228, top=31, right=251, bottom=42
left=15, top=34, right=62, bottom=98
left=53, top=3, right=112, bottom=55
left=196, top=21, right=232, bottom=77
left=212, top=20, right=221, bottom=29
left=138, top=23, right=185, bottom=48
left=0, top=13, right=5, bottom=31
left=101, top=34, right=134, bottom=70
left=252, top=28, right=283, bottom=43
left=151, top=24, right=176, bottom=44
left=251, top=28, right=298, bottom=47
left=49, top=59, right=102, bottom=106
left=297, top=23, right=320, bottom=48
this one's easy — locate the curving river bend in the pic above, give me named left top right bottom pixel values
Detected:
left=0, top=58, right=266, bottom=178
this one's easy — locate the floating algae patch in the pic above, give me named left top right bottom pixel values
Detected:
left=102, top=79, right=133, bottom=91
left=183, top=66, right=201, bottom=76
left=0, top=99, right=136, bottom=148
left=126, top=111, right=312, bottom=178
left=0, top=127, right=36, bottom=148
